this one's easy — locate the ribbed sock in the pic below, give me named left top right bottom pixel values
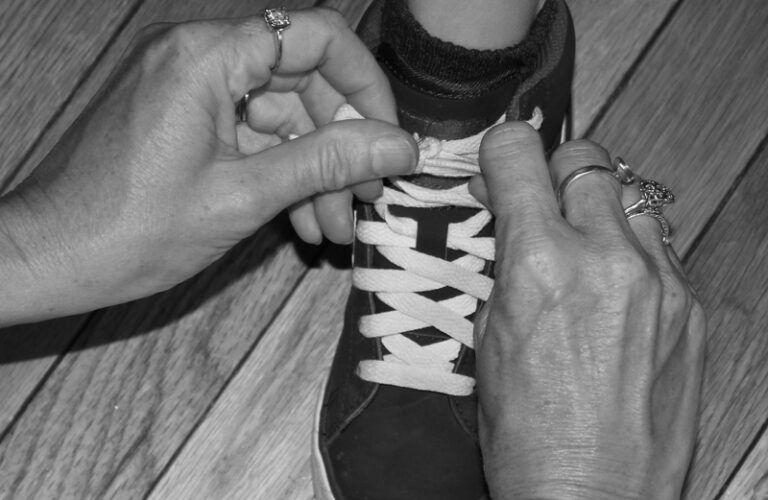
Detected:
left=376, top=0, right=556, bottom=104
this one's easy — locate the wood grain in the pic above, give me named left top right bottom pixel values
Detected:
left=722, top=427, right=768, bottom=499
left=150, top=258, right=348, bottom=500
left=589, top=0, right=768, bottom=256
left=0, top=0, right=140, bottom=189
left=0, top=222, right=313, bottom=499
left=0, top=315, right=89, bottom=432
left=568, top=0, right=678, bottom=137
left=682, top=141, right=768, bottom=499
left=0, top=0, right=318, bottom=495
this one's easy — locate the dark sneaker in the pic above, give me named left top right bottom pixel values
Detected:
left=313, top=1, right=575, bottom=498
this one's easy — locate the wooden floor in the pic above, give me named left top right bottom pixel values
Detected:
left=1, top=0, right=767, bottom=498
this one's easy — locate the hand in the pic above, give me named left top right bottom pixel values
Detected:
left=471, top=123, right=706, bottom=499
left=0, top=8, right=417, bottom=326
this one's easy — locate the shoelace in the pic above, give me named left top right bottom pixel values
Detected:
left=334, top=104, right=542, bottom=396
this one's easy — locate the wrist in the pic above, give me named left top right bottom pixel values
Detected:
left=0, top=190, right=76, bottom=326
left=481, top=421, right=656, bottom=500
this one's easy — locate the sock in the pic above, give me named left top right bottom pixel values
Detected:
left=375, top=0, right=557, bottom=137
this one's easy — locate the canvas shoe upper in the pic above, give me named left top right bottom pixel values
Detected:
left=313, top=1, right=575, bottom=498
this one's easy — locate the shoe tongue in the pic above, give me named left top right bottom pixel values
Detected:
left=389, top=204, right=477, bottom=258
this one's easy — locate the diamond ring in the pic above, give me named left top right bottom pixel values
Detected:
left=264, top=7, right=291, bottom=71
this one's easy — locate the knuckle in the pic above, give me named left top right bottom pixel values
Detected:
left=600, top=248, right=659, bottom=290
left=552, top=139, right=610, bottom=166
left=501, top=241, right=573, bottom=297
left=482, top=121, right=541, bottom=152
left=313, top=7, right=349, bottom=33
left=140, top=22, right=216, bottom=73
left=316, top=130, right=365, bottom=191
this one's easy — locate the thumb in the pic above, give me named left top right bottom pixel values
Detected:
left=478, top=121, right=559, bottom=225
left=241, top=119, right=417, bottom=213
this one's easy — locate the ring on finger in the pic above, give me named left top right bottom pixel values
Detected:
left=624, top=178, right=676, bottom=215
left=236, top=8, right=292, bottom=123
left=626, top=209, right=672, bottom=245
left=264, top=7, right=291, bottom=71
left=557, top=165, right=619, bottom=213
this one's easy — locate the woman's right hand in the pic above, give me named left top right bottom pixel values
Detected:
left=0, top=8, right=417, bottom=327
left=472, top=123, right=706, bottom=499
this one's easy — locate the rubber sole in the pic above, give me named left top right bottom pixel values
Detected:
left=311, top=382, right=336, bottom=500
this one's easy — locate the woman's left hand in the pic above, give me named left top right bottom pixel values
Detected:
left=471, top=123, right=706, bottom=500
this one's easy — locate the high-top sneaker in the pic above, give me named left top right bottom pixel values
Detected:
left=313, top=1, right=574, bottom=498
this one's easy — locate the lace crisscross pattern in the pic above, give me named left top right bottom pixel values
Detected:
left=334, top=104, right=542, bottom=397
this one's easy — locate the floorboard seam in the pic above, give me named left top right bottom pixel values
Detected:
left=143, top=260, right=317, bottom=499
left=0, top=310, right=103, bottom=445
left=714, top=416, right=768, bottom=499
left=683, top=130, right=768, bottom=264
left=0, top=0, right=149, bottom=194
left=0, top=0, right=149, bottom=446
left=583, top=0, right=686, bottom=139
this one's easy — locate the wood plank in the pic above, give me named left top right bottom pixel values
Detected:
left=0, top=0, right=140, bottom=189
left=0, top=315, right=89, bottom=432
left=152, top=1, right=707, bottom=497
left=0, top=1, right=325, bottom=497
left=150, top=258, right=348, bottom=500
left=682, top=141, right=768, bottom=499
left=588, top=0, right=768, bottom=255
left=568, top=0, right=678, bottom=137
left=0, top=0, right=326, bottom=454
left=0, top=220, right=313, bottom=499
left=722, top=428, right=768, bottom=499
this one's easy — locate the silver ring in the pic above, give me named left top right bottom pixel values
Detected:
left=236, top=8, right=291, bottom=123
left=624, top=178, right=676, bottom=215
left=613, top=157, right=637, bottom=185
left=626, top=209, right=672, bottom=245
left=236, top=91, right=251, bottom=123
left=264, top=7, right=291, bottom=71
left=623, top=176, right=675, bottom=245
left=557, top=165, right=618, bottom=213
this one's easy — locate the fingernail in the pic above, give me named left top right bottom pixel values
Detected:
left=372, top=134, right=417, bottom=175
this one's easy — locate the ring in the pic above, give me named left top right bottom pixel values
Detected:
left=236, top=91, right=251, bottom=123
left=623, top=177, right=675, bottom=244
left=623, top=178, right=676, bottom=215
left=264, top=7, right=291, bottom=71
left=626, top=209, right=672, bottom=245
left=557, top=165, right=619, bottom=213
left=613, top=157, right=637, bottom=185
left=236, top=8, right=291, bottom=123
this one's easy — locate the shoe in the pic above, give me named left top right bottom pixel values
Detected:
left=313, top=1, right=574, bottom=498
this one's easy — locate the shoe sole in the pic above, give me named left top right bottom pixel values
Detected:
left=311, top=116, right=570, bottom=500
left=311, top=385, right=336, bottom=500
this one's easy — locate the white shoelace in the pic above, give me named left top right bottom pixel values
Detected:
left=333, top=104, right=542, bottom=396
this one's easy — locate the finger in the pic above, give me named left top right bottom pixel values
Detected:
left=221, top=8, right=397, bottom=124
left=237, top=119, right=417, bottom=215
left=294, top=70, right=347, bottom=126
left=478, top=122, right=561, bottom=236
left=245, top=91, right=316, bottom=138
left=468, top=175, right=491, bottom=209
left=352, top=180, right=383, bottom=202
left=621, top=183, right=672, bottom=262
left=289, top=199, right=323, bottom=244
left=236, top=123, right=281, bottom=155
left=665, top=244, right=686, bottom=276
left=550, top=140, right=624, bottom=236
left=314, top=189, right=355, bottom=244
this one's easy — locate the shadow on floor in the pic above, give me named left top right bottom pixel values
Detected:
left=0, top=212, right=351, bottom=363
